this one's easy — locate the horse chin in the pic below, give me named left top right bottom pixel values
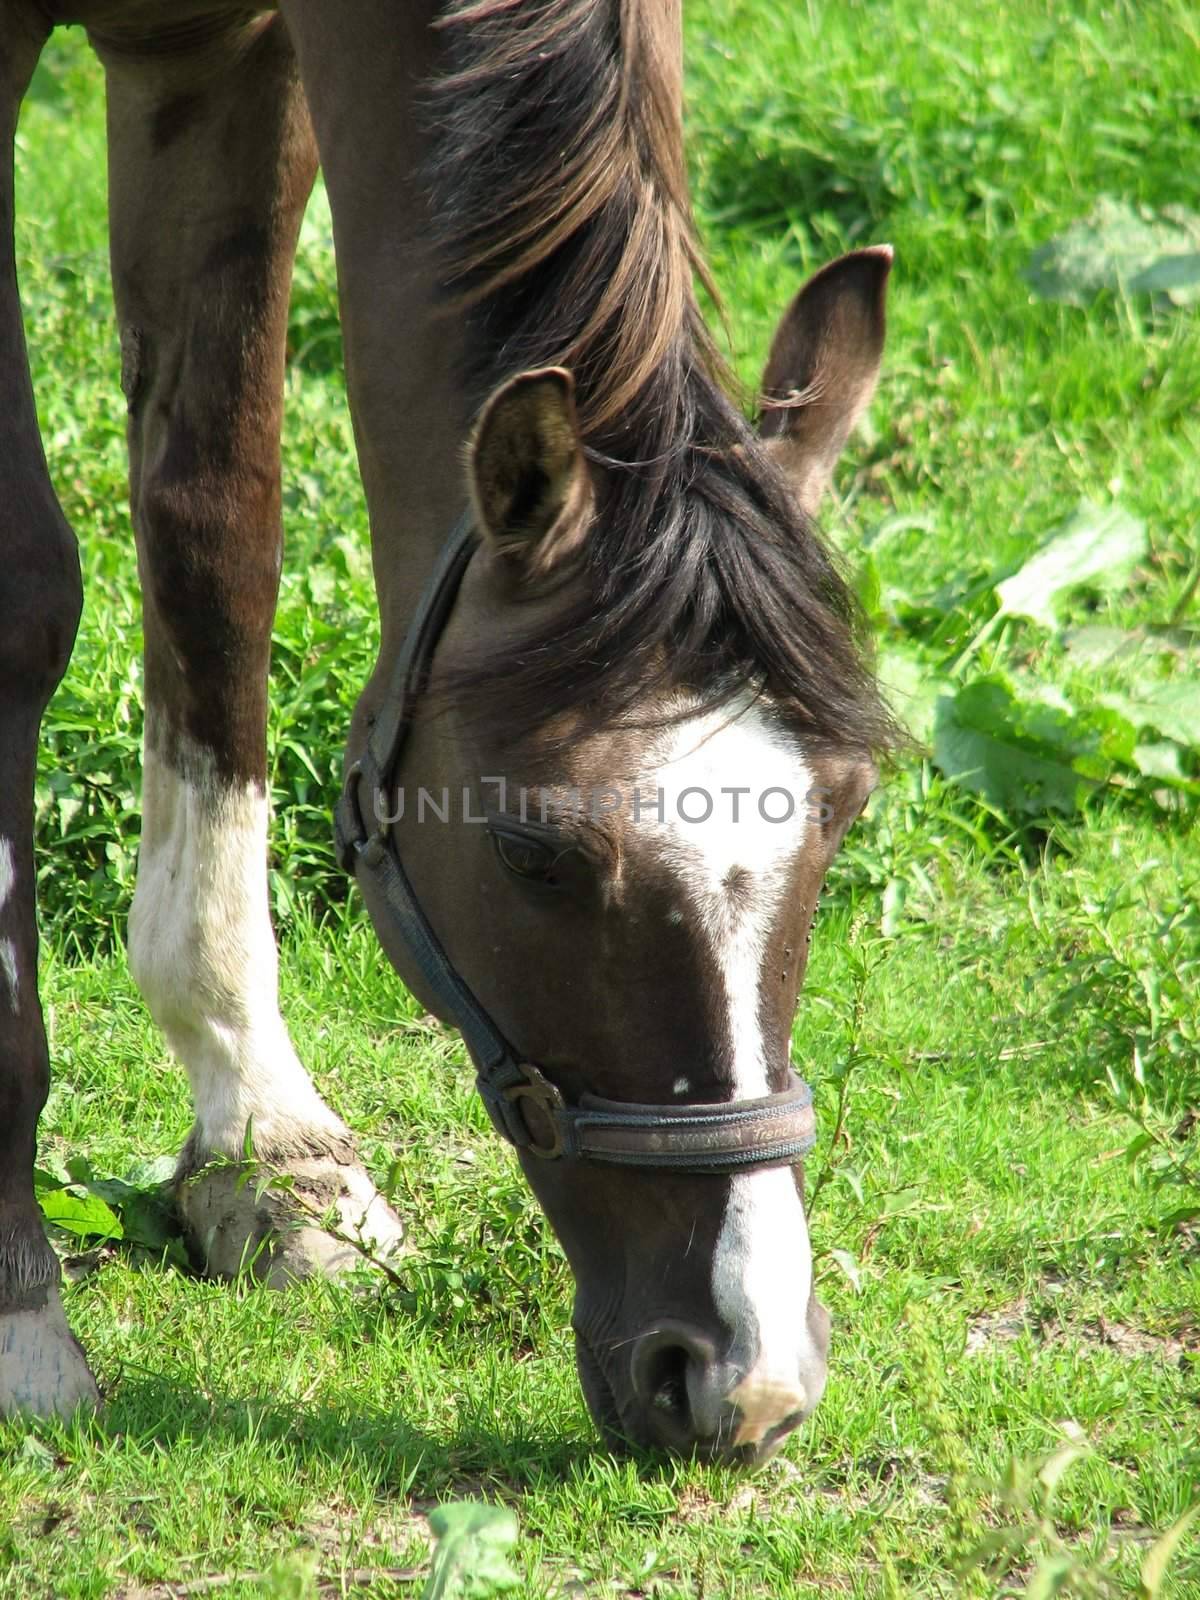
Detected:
left=574, top=1328, right=632, bottom=1449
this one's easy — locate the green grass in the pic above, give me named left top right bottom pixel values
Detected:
left=4, top=3, right=1199, bottom=1597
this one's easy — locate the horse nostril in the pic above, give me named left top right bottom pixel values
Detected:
left=645, top=1344, right=690, bottom=1423
left=626, top=1324, right=816, bottom=1459
left=629, top=1323, right=722, bottom=1445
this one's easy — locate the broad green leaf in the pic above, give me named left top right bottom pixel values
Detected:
left=38, top=1188, right=123, bottom=1241
left=75, top=1175, right=136, bottom=1207
left=1100, top=682, right=1200, bottom=750
left=1140, top=1503, right=1199, bottom=1599
left=933, top=679, right=1134, bottom=814
left=1025, top=197, right=1200, bottom=307
left=995, top=503, right=1147, bottom=629
left=424, top=1501, right=520, bottom=1599
left=1068, top=614, right=1196, bottom=659
left=1068, top=624, right=1132, bottom=668
left=124, top=1155, right=178, bottom=1188
left=58, top=1160, right=186, bottom=1255
left=39, top=1152, right=186, bottom=1257
left=935, top=710, right=1085, bottom=812
left=877, top=646, right=951, bottom=747
left=114, top=1188, right=180, bottom=1253
left=1128, top=252, right=1200, bottom=297
left=1132, top=742, right=1188, bottom=783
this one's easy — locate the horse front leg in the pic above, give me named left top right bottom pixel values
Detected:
left=98, top=14, right=403, bottom=1284
left=0, top=3, right=97, bottom=1417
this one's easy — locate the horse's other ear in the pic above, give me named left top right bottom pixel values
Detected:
left=468, top=366, right=592, bottom=580
left=758, top=245, right=892, bottom=515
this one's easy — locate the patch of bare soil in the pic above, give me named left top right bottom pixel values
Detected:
left=965, top=1284, right=1197, bottom=1366
left=965, top=1300, right=1031, bottom=1355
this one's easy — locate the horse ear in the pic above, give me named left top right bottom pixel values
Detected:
left=468, top=366, right=591, bottom=580
left=758, top=245, right=892, bottom=515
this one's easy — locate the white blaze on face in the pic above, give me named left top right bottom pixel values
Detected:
left=0, top=838, right=19, bottom=1014
left=644, top=697, right=808, bottom=1091
left=128, top=726, right=346, bottom=1158
left=716, top=1168, right=817, bottom=1444
left=642, top=698, right=819, bottom=1444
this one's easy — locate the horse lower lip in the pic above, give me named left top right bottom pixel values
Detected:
left=574, top=1329, right=624, bottom=1441
left=758, top=1409, right=805, bottom=1453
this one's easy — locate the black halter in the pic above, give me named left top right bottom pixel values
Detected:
left=334, top=515, right=817, bottom=1173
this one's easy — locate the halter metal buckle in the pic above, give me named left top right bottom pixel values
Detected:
left=503, top=1063, right=567, bottom=1159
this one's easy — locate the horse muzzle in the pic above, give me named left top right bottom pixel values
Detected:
left=576, top=1309, right=828, bottom=1464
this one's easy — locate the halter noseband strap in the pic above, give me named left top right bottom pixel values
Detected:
left=334, top=514, right=817, bottom=1174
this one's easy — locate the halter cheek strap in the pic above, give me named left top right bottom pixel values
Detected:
left=334, top=514, right=817, bottom=1173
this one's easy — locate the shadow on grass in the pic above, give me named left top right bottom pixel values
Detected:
left=97, top=1370, right=622, bottom=1498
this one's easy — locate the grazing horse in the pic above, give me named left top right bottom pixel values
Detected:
left=0, top=0, right=895, bottom=1461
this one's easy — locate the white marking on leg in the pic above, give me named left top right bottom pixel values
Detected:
left=0, top=838, right=19, bottom=1013
left=129, top=726, right=346, bottom=1159
left=643, top=699, right=821, bottom=1444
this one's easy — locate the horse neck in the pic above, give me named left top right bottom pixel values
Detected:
left=288, top=4, right=474, bottom=659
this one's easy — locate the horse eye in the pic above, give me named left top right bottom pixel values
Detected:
left=491, top=829, right=559, bottom=884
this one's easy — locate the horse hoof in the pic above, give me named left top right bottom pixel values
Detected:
left=178, top=1153, right=406, bottom=1287
left=0, top=1283, right=101, bottom=1419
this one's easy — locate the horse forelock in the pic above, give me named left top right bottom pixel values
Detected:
left=427, top=0, right=900, bottom=759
